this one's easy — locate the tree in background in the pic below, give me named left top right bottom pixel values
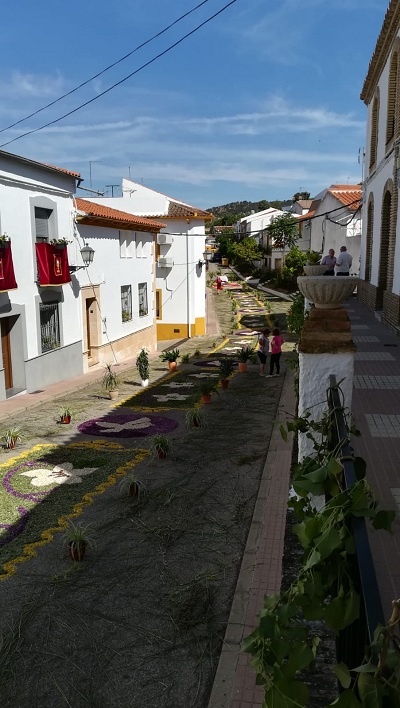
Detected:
left=265, top=213, right=299, bottom=250
left=229, top=237, right=262, bottom=275
left=292, top=191, right=311, bottom=202
left=280, top=246, right=308, bottom=288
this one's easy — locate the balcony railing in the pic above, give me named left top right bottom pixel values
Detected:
left=327, top=375, right=385, bottom=671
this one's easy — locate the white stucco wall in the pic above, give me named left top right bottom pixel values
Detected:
left=298, top=352, right=354, bottom=460
left=76, top=224, right=155, bottom=344
left=91, top=183, right=207, bottom=334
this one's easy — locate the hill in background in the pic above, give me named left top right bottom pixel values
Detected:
left=206, top=199, right=292, bottom=223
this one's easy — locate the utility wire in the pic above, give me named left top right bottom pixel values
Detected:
left=0, top=0, right=211, bottom=136
left=0, top=0, right=237, bottom=149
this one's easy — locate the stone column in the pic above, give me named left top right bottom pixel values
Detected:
left=298, top=307, right=356, bottom=460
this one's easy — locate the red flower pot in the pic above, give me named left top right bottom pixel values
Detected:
left=220, top=379, right=229, bottom=390
left=168, top=361, right=177, bottom=372
left=68, top=541, right=87, bottom=561
left=201, top=393, right=212, bottom=404
left=157, top=449, right=167, bottom=459
left=238, top=362, right=247, bottom=373
left=62, top=415, right=71, bottom=424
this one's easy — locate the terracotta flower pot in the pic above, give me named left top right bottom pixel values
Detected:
left=220, top=379, right=229, bottom=390
left=108, top=389, right=119, bottom=400
left=68, top=541, right=87, bottom=561
left=62, top=415, right=71, bottom=424
left=238, top=362, right=247, bottom=373
left=157, top=449, right=167, bottom=459
left=168, top=361, right=177, bottom=372
left=201, top=393, right=212, bottom=404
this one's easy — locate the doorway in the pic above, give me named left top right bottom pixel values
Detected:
left=86, top=297, right=96, bottom=361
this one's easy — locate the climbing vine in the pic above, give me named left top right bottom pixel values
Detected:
left=244, top=402, right=399, bottom=707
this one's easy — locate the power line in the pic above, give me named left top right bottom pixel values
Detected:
left=0, top=0, right=212, bottom=136
left=0, top=0, right=237, bottom=149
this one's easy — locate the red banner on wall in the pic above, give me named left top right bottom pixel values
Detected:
left=35, top=243, right=71, bottom=286
left=0, top=243, right=18, bottom=293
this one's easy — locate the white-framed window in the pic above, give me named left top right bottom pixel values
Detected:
left=39, top=302, right=60, bottom=352
left=35, top=207, right=52, bottom=242
left=138, top=282, right=148, bottom=317
left=121, top=285, right=132, bottom=322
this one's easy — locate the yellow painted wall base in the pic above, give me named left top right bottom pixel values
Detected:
left=156, top=318, right=205, bottom=340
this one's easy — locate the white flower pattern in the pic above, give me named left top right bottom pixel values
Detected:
left=152, top=393, right=189, bottom=401
left=20, top=462, right=97, bottom=487
left=161, top=382, right=194, bottom=389
left=96, top=418, right=153, bottom=433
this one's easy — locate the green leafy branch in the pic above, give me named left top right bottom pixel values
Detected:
left=244, top=403, right=398, bottom=707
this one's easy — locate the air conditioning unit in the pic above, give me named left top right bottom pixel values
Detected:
left=158, top=257, right=173, bottom=268
left=157, top=233, right=172, bottom=245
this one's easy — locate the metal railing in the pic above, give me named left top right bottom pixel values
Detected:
left=327, top=375, right=385, bottom=670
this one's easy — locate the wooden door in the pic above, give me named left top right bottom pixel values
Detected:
left=1, top=318, right=13, bottom=390
left=85, top=298, right=96, bottom=360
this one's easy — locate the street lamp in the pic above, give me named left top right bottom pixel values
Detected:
left=198, top=250, right=213, bottom=270
left=69, top=243, right=95, bottom=272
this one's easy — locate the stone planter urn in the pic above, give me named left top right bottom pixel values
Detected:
left=297, top=276, right=359, bottom=309
left=303, top=264, right=327, bottom=276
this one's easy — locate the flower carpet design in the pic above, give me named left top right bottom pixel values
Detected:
left=78, top=413, right=179, bottom=437
left=0, top=442, right=147, bottom=575
left=120, top=372, right=205, bottom=410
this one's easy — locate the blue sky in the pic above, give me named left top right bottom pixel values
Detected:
left=0, top=0, right=387, bottom=209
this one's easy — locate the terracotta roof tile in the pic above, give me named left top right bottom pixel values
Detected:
left=75, top=198, right=166, bottom=230
left=327, top=186, right=361, bottom=210
left=297, top=210, right=316, bottom=221
left=42, top=162, right=81, bottom=179
left=361, top=0, right=400, bottom=103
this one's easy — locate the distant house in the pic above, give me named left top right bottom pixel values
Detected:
left=290, top=199, right=313, bottom=216
left=74, top=198, right=165, bottom=369
left=89, top=179, right=212, bottom=340
left=234, top=208, right=288, bottom=270
left=298, top=186, right=362, bottom=273
left=359, top=0, right=400, bottom=329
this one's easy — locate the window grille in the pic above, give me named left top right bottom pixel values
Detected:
left=138, top=282, right=148, bottom=317
left=121, top=285, right=132, bottom=322
left=39, top=302, right=60, bottom=352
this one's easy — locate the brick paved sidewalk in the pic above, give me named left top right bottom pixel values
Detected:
left=347, top=298, right=400, bottom=618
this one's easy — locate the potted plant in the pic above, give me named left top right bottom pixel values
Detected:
left=136, top=348, right=149, bottom=387
left=219, top=357, right=235, bottom=389
left=198, top=379, right=218, bottom=404
left=181, top=353, right=190, bottom=364
left=60, top=407, right=72, bottom=424
left=0, top=233, right=10, bottom=247
left=49, top=238, right=72, bottom=248
left=63, top=520, right=96, bottom=561
left=159, top=349, right=180, bottom=372
left=185, top=407, right=206, bottom=429
left=119, top=474, right=145, bottom=498
left=303, top=250, right=325, bottom=276
left=102, top=363, right=120, bottom=399
left=2, top=426, right=22, bottom=450
left=237, top=347, right=253, bottom=373
left=151, top=434, right=172, bottom=459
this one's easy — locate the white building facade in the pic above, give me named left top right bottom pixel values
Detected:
left=89, top=179, right=212, bottom=341
left=359, top=0, right=400, bottom=330
left=299, top=186, right=362, bottom=274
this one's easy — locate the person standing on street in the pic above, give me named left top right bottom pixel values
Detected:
left=321, top=248, right=336, bottom=276
left=335, top=246, right=352, bottom=276
left=257, top=328, right=270, bottom=376
left=267, top=328, right=285, bottom=376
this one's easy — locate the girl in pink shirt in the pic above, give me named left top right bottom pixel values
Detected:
left=268, top=328, right=285, bottom=376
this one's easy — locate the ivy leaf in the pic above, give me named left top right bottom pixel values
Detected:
left=372, top=509, right=395, bottom=532
left=304, top=465, right=328, bottom=483
left=324, top=591, right=360, bottom=632
left=334, top=662, right=351, bottom=689
left=280, top=424, right=288, bottom=442
left=316, top=527, right=342, bottom=560
left=304, top=548, right=321, bottom=571
left=293, top=479, right=326, bottom=496
left=287, top=643, right=315, bottom=672
left=326, top=457, right=343, bottom=476
left=328, top=689, right=362, bottom=707
left=357, top=672, right=383, bottom=708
